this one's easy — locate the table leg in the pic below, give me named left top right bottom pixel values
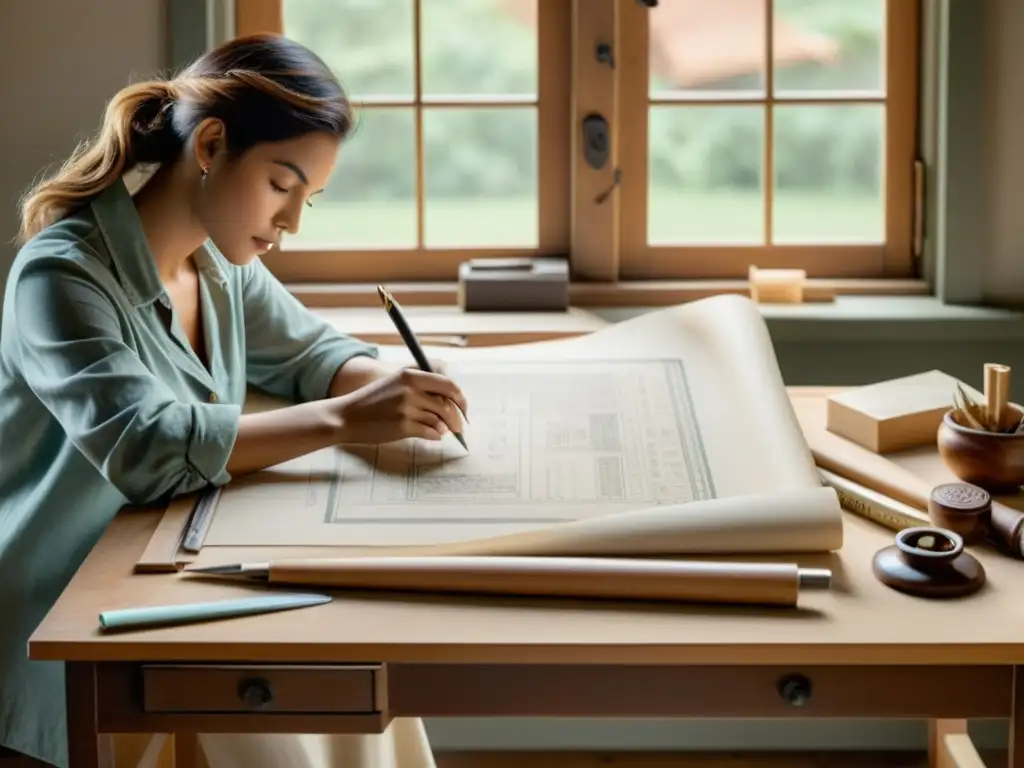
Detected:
left=928, top=719, right=968, bottom=768
left=1012, top=666, right=1024, bottom=768
left=64, top=662, right=112, bottom=768
left=173, top=733, right=208, bottom=768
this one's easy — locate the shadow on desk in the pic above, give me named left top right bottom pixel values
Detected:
left=171, top=574, right=832, bottom=623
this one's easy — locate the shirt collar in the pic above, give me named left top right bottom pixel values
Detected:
left=90, top=176, right=229, bottom=307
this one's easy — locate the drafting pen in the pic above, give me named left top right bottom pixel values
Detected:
left=376, top=284, right=468, bottom=450
left=185, top=556, right=832, bottom=608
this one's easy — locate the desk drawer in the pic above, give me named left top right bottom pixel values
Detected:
left=141, top=664, right=381, bottom=714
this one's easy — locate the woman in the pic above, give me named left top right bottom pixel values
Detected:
left=0, top=32, right=466, bottom=768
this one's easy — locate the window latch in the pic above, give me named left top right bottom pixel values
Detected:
left=582, top=113, right=610, bottom=170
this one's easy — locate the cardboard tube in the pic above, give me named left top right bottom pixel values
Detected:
left=265, top=556, right=831, bottom=607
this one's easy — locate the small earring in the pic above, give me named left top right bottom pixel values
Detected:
left=200, top=165, right=209, bottom=180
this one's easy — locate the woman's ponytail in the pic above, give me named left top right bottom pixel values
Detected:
left=17, top=33, right=356, bottom=244
left=17, top=79, right=179, bottom=244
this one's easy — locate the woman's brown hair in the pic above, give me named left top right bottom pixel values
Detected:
left=17, top=33, right=354, bottom=244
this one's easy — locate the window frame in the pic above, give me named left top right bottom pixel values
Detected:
left=606, top=0, right=921, bottom=281
left=236, top=0, right=571, bottom=284
left=231, top=0, right=923, bottom=289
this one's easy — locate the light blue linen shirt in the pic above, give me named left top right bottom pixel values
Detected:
left=0, top=177, right=378, bottom=767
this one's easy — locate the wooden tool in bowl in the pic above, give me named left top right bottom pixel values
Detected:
left=937, top=406, right=1024, bottom=494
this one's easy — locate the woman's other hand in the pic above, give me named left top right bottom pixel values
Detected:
left=332, top=367, right=468, bottom=444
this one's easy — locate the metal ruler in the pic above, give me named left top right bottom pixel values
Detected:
left=182, top=486, right=222, bottom=553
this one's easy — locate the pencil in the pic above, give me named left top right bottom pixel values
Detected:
left=376, top=285, right=468, bottom=450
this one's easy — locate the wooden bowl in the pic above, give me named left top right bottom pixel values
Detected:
left=937, top=407, right=1024, bottom=493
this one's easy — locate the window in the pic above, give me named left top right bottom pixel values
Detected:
left=237, top=0, right=569, bottom=283
left=237, top=0, right=921, bottom=287
left=615, top=0, right=921, bottom=280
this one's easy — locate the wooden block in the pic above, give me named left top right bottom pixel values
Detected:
left=748, top=265, right=806, bottom=304
left=826, top=370, right=981, bottom=453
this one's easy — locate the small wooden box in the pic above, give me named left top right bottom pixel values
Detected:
left=458, top=257, right=569, bottom=312
left=826, top=370, right=979, bottom=453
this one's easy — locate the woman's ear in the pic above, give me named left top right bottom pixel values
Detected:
left=192, top=117, right=226, bottom=173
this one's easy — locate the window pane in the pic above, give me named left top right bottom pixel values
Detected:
left=423, top=108, right=537, bottom=248
left=289, top=109, right=417, bottom=249
left=282, top=0, right=414, bottom=99
left=772, top=104, right=884, bottom=243
left=649, top=0, right=765, bottom=97
left=421, top=0, right=537, bottom=98
left=648, top=106, right=764, bottom=244
left=772, top=0, right=885, bottom=94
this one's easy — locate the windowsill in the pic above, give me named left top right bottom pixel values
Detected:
left=287, top=277, right=930, bottom=309
left=300, top=282, right=1024, bottom=347
left=600, top=295, right=1024, bottom=342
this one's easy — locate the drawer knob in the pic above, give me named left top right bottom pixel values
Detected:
left=239, top=678, right=274, bottom=710
left=777, top=673, right=812, bottom=706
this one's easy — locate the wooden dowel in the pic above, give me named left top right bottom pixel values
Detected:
left=266, top=556, right=831, bottom=607
left=983, top=363, right=1012, bottom=431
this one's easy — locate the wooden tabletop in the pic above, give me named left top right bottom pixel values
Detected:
left=27, top=386, right=1024, bottom=668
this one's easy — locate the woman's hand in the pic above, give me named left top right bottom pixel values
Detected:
left=227, top=357, right=464, bottom=477
left=332, top=366, right=468, bottom=444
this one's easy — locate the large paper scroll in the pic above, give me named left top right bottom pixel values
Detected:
left=201, top=295, right=845, bottom=555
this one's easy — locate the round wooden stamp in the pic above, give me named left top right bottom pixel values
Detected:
left=872, top=527, right=986, bottom=599
left=928, top=482, right=992, bottom=544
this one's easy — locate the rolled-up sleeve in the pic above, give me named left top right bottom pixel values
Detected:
left=13, top=255, right=240, bottom=504
left=241, top=258, right=378, bottom=403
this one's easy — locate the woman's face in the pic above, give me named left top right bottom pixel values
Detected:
left=193, top=123, right=341, bottom=266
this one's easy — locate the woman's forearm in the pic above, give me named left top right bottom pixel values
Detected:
left=224, top=355, right=392, bottom=479
left=225, top=399, right=342, bottom=477
left=328, top=354, right=396, bottom=398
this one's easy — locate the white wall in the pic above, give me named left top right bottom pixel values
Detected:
left=983, top=0, right=1024, bottom=301
left=0, top=0, right=168, bottom=300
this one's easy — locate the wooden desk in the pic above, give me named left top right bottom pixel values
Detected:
left=29, top=388, right=1024, bottom=768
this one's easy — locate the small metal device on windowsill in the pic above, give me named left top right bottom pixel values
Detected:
left=457, top=256, right=570, bottom=312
